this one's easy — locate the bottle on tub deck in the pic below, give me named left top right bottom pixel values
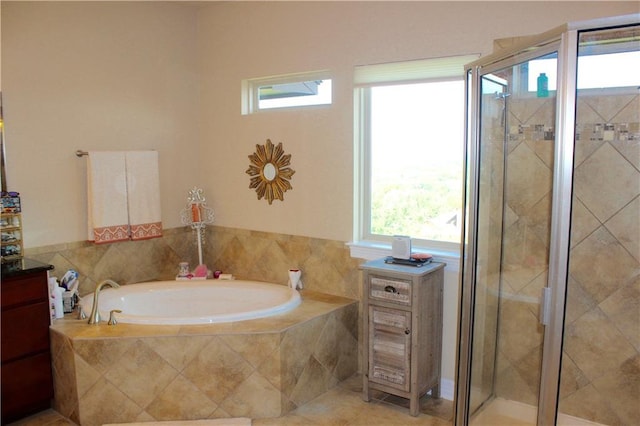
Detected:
left=178, top=262, right=190, bottom=278
left=48, top=277, right=64, bottom=320
left=288, top=269, right=303, bottom=290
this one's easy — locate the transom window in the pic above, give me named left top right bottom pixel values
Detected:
left=242, top=71, right=332, bottom=114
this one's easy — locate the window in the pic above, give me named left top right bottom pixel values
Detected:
left=242, top=71, right=332, bottom=114
left=353, top=55, right=478, bottom=255
left=527, top=50, right=640, bottom=92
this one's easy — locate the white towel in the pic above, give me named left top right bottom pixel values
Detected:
left=125, top=151, right=163, bottom=240
left=87, top=151, right=130, bottom=243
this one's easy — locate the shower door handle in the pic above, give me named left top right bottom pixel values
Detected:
left=540, top=287, right=551, bottom=326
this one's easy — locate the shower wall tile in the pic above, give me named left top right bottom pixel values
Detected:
left=589, top=354, right=640, bottom=426
left=563, top=307, right=636, bottom=383
left=560, top=383, right=621, bottom=425
left=505, top=143, right=552, bottom=218
left=605, top=196, right=640, bottom=263
left=493, top=91, right=639, bottom=426
left=569, top=199, right=601, bottom=248
left=563, top=276, right=597, bottom=326
left=580, top=94, right=637, bottom=123
left=558, top=353, right=590, bottom=399
left=574, top=142, right=639, bottom=223
left=497, top=298, right=543, bottom=364
left=569, top=226, right=638, bottom=305
left=613, top=124, right=640, bottom=169
left=599, top=276, right=640, bottom=352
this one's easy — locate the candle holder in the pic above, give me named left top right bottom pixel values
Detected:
left=180, top=187, right=214, bottom=266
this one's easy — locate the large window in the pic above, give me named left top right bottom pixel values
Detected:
left=353, top=55, right=477, bottom=254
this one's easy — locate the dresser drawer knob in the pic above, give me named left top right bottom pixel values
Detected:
left=384, top=285, right=398, bottom=294
left=405, top=328, right=411, bottom=335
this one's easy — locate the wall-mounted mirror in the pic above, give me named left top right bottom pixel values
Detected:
left=246, top=139, right=295, bottom=204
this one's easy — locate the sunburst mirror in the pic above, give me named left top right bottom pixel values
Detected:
left=246, top=139, right=295, bottom=204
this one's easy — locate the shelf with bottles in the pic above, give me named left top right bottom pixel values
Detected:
left=1, top=209, right=23, bottom=262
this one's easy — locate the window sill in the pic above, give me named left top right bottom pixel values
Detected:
left=347, top=240, right=461, bottom=272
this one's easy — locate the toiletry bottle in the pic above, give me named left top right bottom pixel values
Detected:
left=53, top=285, right=64, bottom=319
left=48, top=277, right=58, bottom=323
left=537, top=73, right=549, bottom=97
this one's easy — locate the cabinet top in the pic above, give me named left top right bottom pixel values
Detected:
left=1, top=258, right=53, bottom=278
left=360, top=258, right=445, bottom=276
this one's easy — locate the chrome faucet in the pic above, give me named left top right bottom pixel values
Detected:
left=87, top=279, right=120, bottom=324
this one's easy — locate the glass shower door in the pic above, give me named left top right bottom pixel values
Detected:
left=466, top=50, right=559, bottom=425
left=558, top=25, right=640, bottom=425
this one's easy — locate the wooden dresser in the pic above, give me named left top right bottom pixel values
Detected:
left=1, top=258, right=54, bottom=423
left=361, top=258, right=444, bottom=416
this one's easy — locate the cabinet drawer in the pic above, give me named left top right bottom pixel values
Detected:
left=372, top=307, right=410, bottom=329
left=369, top=276, right=411, bottom=305
left=1, top=272, right=49, bottom=308
left=1, top=302, right=51, bottom=362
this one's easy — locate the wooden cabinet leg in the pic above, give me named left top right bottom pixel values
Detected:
left=362, top=376, right=371, bottom=402
left=409, top=396, right=419, bottom=416
left=432, top=383, right=441, bottom=399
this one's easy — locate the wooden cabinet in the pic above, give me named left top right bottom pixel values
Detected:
left=361, top=258, right=444, bottom=416
left=1, top=259, right=54, bottom=423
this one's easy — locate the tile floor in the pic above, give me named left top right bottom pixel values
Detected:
left=8, top=375, right=453, bottom=426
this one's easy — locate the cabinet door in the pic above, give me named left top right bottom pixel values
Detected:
left=368, top=305, right=411, bottom=392
left=1, top=351, right=53, bottom=423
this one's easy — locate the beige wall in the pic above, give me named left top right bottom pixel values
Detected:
left=195, top=1, right=639, bottom=242
left=2, top=2, right=201, bottom=247
left=3, top=1, right=638, bottom=247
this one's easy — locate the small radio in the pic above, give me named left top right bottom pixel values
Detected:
left=391, top=235, right=412, bottom=260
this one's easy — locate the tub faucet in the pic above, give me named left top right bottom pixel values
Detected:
left=88, top=279, right=120, bottom=324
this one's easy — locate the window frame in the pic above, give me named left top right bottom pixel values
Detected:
left=350, top=55, right=478, bottom=263
left=241, top=70, right=332, bottom=114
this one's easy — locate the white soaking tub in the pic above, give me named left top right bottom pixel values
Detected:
left=79, top=280, right=301, bottom=325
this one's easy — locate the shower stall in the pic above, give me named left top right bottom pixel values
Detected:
left=456, top=14, right=639, bottom=426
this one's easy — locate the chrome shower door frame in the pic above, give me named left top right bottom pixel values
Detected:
left=456, top=13, right=640, bottom=425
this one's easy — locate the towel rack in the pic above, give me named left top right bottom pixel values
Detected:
left=75, top=150, right=156, bottom=157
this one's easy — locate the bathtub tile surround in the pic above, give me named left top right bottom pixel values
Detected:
left=25, top=227, right=196, bottom=297
left=49, top=291, right=358, bottom=425
left=206, top=227, right=362, bottom=300
left=26, top=212, right=364, bottom=423
left=25, top=226, right=362, bottom=301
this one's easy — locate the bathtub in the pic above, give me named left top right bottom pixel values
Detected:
left=79, top=280, right=301, bottom=325
left=51, top=287, right=358, bottom=425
